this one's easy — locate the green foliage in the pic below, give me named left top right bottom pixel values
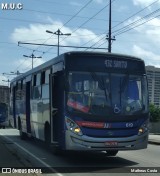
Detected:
left=149, top=104, right=160, bottom=122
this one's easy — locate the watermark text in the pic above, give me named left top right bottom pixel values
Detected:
left=1, top=3, right=23, bottom=10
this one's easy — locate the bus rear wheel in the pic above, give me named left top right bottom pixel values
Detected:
left=19, top=121, right=26, bottom=140
left=44, top=123, right=51, bottom=146
left=105, top=150, right=118, bottom=156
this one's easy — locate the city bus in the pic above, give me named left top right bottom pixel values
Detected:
left=9, top=51, right=149, bottom=155
left=0, top=103, right=8, bottom=129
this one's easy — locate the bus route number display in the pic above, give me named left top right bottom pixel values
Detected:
left=105, top=59, right=127, bottom=69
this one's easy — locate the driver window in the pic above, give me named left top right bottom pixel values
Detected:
left=125, top=77, right=142, bottom=113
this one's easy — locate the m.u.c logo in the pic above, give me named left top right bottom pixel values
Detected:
left=1, top=3, right=23, bottom=10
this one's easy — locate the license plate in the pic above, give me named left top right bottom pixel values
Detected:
left=105, top=141, right=118, bottom=146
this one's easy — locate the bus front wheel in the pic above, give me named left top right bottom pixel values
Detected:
left=105, top=150, right=118, bottom=156
left=50, top=145, right=62, bottom=155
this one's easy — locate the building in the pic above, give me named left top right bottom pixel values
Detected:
left=146, top=66, right=160, bottom=107
left=0, top=85, right=9, bottom=104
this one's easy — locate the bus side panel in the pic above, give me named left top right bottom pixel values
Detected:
left=51, top=71, right=65, bottom=149
left=26, top=81, right=31, bottom=134
left=9, top=85, right=15, bottom=128
left=0, top=103, right=8, bottom=128
left=30, top=99, right=43, bottom=140
left=13, top=86, right=17, bottom=128
left=30, top=100, right=49, bottom=141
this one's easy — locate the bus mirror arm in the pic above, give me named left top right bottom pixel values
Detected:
left=64, top=80, right=69, bottom=91
left=52, top=108, right=58, bottom=116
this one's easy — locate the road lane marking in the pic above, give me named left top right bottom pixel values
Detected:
left=0, top=132, right=63, bottom=176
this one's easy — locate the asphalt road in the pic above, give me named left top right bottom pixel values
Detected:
left=0, top=128, right=159, bottom=176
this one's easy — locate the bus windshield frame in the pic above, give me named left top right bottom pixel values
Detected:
left=66, top=71, right=148, bottom=117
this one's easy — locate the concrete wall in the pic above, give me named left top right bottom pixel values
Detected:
left=149, top=122, right=160, bottom=134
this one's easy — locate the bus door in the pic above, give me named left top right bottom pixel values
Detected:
left=13, top=86, right=16, bottom=128
left=51, top=71, right=64, bottom=143
left=26, top=81, right=31, bottom=133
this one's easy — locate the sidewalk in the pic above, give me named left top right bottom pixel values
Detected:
left=148, top=134, right=160, bottom=145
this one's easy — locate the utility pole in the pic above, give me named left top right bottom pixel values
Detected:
left=23, top=53, right=42, bottom=69
left=106, top=0, right=115, bottom=53
left=46, top=29, right=71, bottom=56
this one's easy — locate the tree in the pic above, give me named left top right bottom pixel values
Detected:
left=149, top=104, right=160, bottom=122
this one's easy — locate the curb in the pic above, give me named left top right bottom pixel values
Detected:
left=148, top=141, right=160, bottom=145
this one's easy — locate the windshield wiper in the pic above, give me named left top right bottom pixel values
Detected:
left=120, top=74, right=129, bottom=93
left=90, top=71, right=111, bottom=103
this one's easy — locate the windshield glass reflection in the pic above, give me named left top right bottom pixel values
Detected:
left=67, top=72, right=148, bottom=116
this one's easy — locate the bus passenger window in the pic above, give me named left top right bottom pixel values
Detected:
left=41, top=71, right=45, bottom=84
left=36, top=73, right=41, bottom=86
left=42, top=85, right=49, bottom=99
left=41, top=69, right=50, bottom=99
left=32, top=73, right=41, bottom=99
left=45, top=69, right=50, bottom=84
left=33, top=86, right=41, bottom=99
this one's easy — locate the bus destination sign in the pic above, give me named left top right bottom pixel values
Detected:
left=105, top=59, right=127, bottom=69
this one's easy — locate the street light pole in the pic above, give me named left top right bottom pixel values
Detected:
left=23, top=53, right=42, bottom=69
left=10, top=71, right=22, bottom=75
left=3, top=71, right=22, bottom=76
left=46, top=29, right=71, bottom=56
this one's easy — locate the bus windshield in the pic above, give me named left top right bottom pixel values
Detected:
left=67, top=72, right=148, bottom=116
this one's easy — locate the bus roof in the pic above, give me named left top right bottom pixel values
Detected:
left=11, top=51, right=144, bottom=83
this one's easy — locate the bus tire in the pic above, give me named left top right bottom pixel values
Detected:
left=3, top=126, right=5, bottom=129
left=105, top=150, right=118, bottom=156
left=19, top=120, right=26, bottom=140
left=44, top=123, right=51, bottom=146
left=51, top=145, right=62, bottom=155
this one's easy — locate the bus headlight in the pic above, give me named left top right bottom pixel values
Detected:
left=138, top=120, right=149, bottom=136
left=65, top=117, right=83, bottom=136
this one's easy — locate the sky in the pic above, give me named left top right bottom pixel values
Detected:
left=1, top=0, right=160, bottom=85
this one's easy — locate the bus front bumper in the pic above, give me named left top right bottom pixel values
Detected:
left=65, top=130, right=149, bottom=151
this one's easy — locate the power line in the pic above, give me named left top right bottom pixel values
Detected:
left=18, top=41, right=108, bottom=50
left=43, top=0, right=112, bottom=55
left=84, top=34, right=106, bottom=51
left=32, top=0, right=70, bottom=6
left=113, top=7, right=160, bottom=35
left=59, top=0, right=93, bottom=30
left=46, top=29, right=71, bottom=56
left=15, top=1, right=111, bottom=60
left=115, top=13, right=160, bottom=36
left=17, top=0, right=113, bottom=61
left=82, top=0, right=159, bottom=50
left=112, top=0, right=159, bottom=30
left=23, top=53, right=42, bottom=69
left=31, top=0, right=94, bottom=56
left=96, top=40, right=108, bottom=50
left=0, top=17, right=52, bottom=25
left=81, top=0, right=116, bottom=51
left=18, top=45, right=54, bottom=54
left=63, top=1, right=111, bottom=37
left=23, top=8, right=119, bottom=23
